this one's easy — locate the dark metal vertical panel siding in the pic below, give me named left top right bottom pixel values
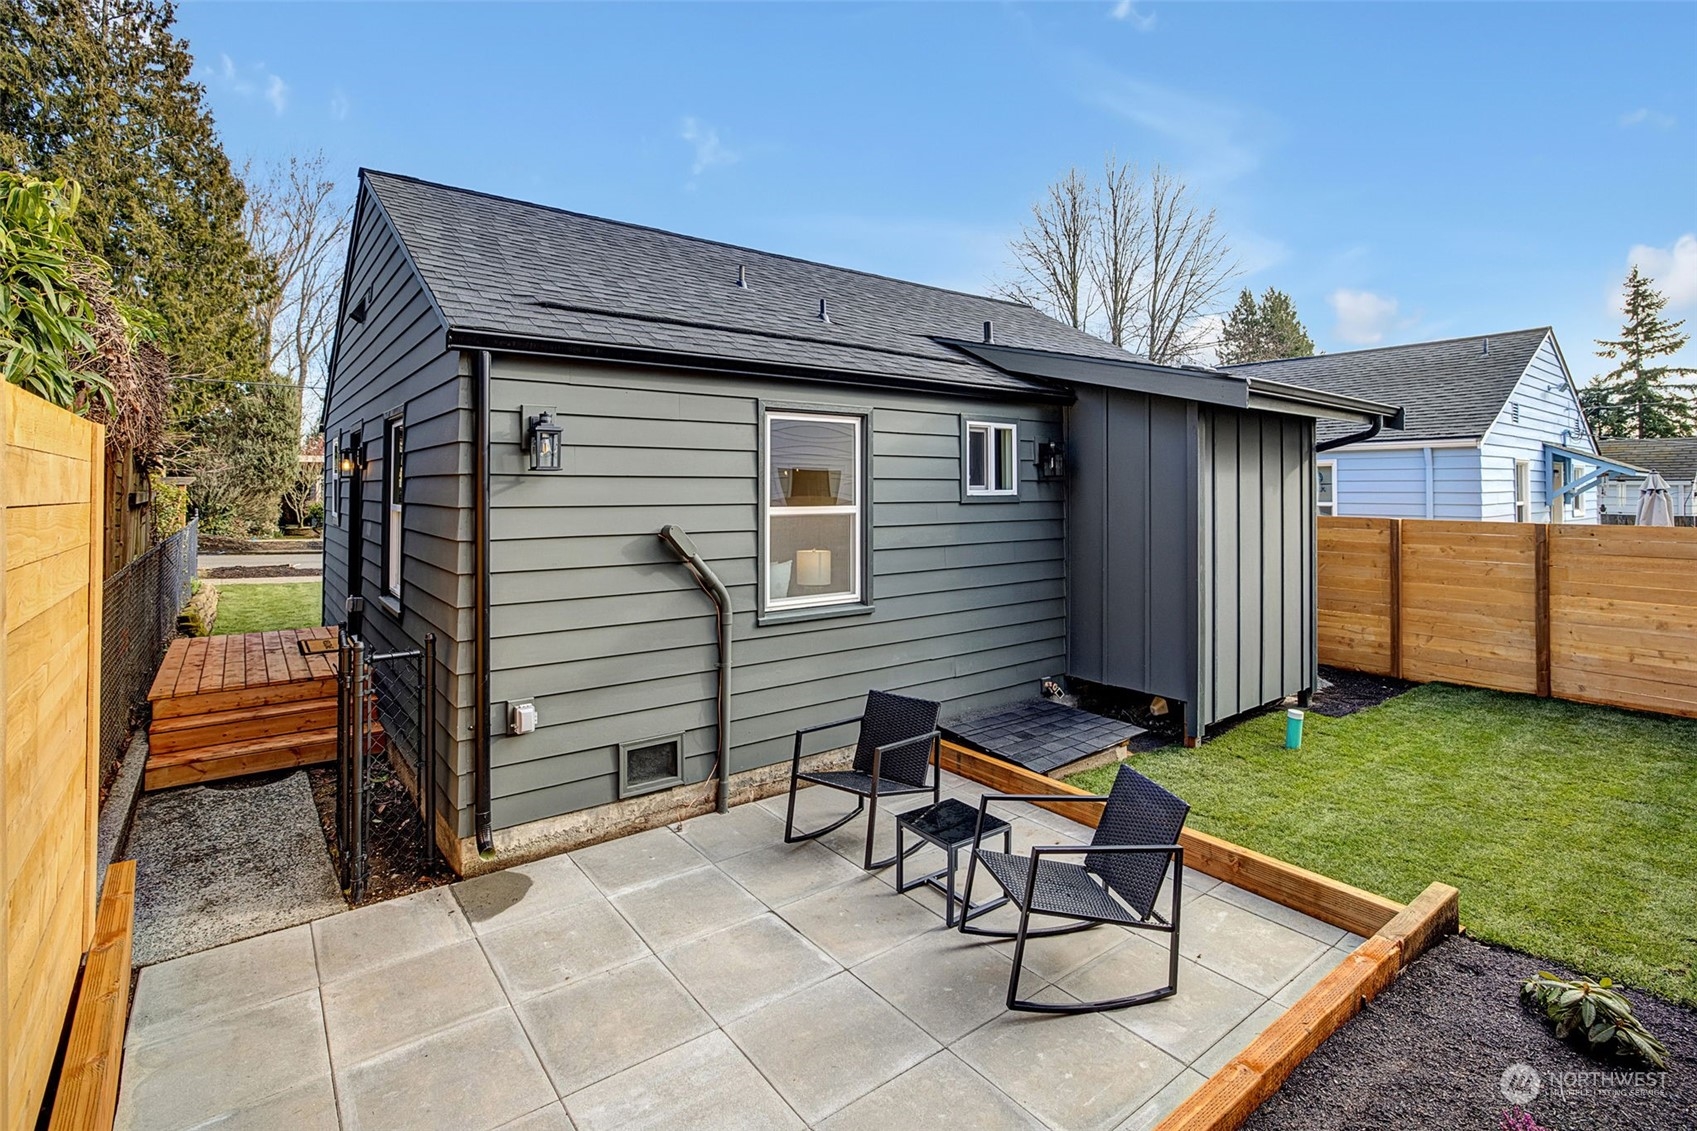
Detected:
left=1103, top=393, right=1151, bottom=687
left=1210, top=412, right=1239, bottom=716
left=1281, top=422, right=1304, bottom=691
left=1259, top=415, right=1284, bottom=703
left=1146, top=396, right=1194, bottom=696
left=1067, top=388, right=1107, bottom=684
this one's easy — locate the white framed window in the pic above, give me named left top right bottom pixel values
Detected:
left=762, top=410, right=863, bottom=612
left=323, top=444, right=338, bottom=526
left=1514, top=460, right=1531, bottom=522
left=382, top=417, right=405, bottom=598
left=1316, top=460, right=1336, bottom=516
left=965, top=420, right=1018, bottom=497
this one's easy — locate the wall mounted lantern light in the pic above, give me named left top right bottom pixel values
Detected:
left=337, top=445, right=361, bottom=475
left=525, top=411, right=564, bottom=472
left=1037, top=441, right=1066, bottom=481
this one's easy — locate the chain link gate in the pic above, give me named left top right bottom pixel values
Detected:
left=335, top=630, right=441, bottom=903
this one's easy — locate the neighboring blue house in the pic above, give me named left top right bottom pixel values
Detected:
left=1227, top=328, right=1640, bottom=523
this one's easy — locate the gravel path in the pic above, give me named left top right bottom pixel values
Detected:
left=1246, top=935, right=1696, bottom=1131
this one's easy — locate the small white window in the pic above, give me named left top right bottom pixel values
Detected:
left=1514, top=460, right=1530, bottom=522
left=1316, top=460, right=1336, bottom=516
left=966, top=421, right=1018, bottom=496
left=763, top=411, right=863, bottom=612
left=323, top=445, right=338, bottom=527
left=383, top=418, right=405, bottom=598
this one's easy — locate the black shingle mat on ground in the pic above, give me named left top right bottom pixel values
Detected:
left=943, top=699, right=1145, bottom=775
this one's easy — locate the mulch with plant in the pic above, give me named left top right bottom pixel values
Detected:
left=1246, top=934, right=1696, bottom=1131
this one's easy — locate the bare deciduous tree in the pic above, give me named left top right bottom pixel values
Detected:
left=1002, top=159, right=1237, bottom=365
left=244, top=152, right=351, bottom=426
left=998, top=167, right=1096, bottom=330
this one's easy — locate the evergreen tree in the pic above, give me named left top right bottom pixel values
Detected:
left=1218, top=286, right=1316, bottom=364
left=1580, top=267, right=1697, bottom=439
left=2, top=0, right=294, bottom=531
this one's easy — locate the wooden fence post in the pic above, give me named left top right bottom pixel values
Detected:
left=1387, top=519, right=1403, bottom=680
left=1534, top=524, right=1551, bottom=698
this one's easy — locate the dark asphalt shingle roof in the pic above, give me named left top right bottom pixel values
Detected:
left=1598, top=438, right=1697, bottom=480
left=363, top=170, right=1135, bottom=397
left=1224, top=327, right=1552, bottom=443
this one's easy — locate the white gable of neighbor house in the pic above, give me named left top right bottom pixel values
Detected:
left=1324, top=444, right=1483, bottom=519
left=1479, top=332, right=1598, bottom=523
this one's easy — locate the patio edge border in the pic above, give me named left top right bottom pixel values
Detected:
left=935, top=739, right=1461, bottom=1131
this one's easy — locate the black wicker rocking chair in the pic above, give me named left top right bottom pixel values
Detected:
left=958, top=763, right=1189, bottom=1013
left=783, top=689, right=942, bottom=871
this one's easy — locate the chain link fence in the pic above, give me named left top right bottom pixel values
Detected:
left=101, top=518, right=198, bottom=785
left=334, top=632, right=444, bottom=903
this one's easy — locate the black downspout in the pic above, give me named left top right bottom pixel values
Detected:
left=658, top=525, right=732, bottom=814
left=1316, top=415, right=1383, bottom=453
left=472, top=349, right=494, bottom=854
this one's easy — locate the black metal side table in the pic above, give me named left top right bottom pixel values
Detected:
left=894, top=798, right=1012, bottom=927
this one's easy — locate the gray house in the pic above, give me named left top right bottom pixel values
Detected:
left=321, top=171, right=1400, bottom=871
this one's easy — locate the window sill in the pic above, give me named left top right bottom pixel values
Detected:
left=961, top=491, right=1021, bottom=504
left=757, top=602, right=875, bottom=628
left=377, top=593, right=402, bottom=619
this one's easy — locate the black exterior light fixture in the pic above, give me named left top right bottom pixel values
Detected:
left=1037, top=441, right=1066, bottom=481
left=525, top=411, right=563, bottom=471
left=337, top=443, right=362, bottom=475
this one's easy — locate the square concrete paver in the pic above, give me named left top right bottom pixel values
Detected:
left=954, top=1005, right=1184, bottom=1131
left=116, top=989, right=333, bottom=1131
left=659, top=913, right=841, bottom=1023
left=716, top=839, right=863, bottom=907
left=1180, top=894, right=1334, bottom=996
left=778, top=873, right=938, bottom=967
left=479, top=896, right=648, bottom=1000
left=126, top=923, right=319, bottom=1049
left=336, top=1009, right=556, bottom=1131
left=321, top=937, right=508, bottom=1066
left=818, top=1050, right=1039, bottom=1131
left=610, top=865, right=767, bottom=950
left=118, top=775, right=1366, bottom=1131
left=311, top=886, right=472, bottom=983
left=571, top=825, right=709, bottom=894
left=453, top=851, right=601, bottom=934
left=727, top=972, right=940, bottom=1124
left=564, top=1031, right=802, bottom=1131
left=516, top=955, right=714, bottom=1095
left=1058, top=935, right=1266, bottom=1065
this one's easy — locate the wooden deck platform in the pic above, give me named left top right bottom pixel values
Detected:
left=145, top=627, right=339, bottom=790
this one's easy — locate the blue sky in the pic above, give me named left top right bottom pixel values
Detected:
left=178, top=1, right=1697, bottom=379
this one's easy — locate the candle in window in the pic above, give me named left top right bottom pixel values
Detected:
left=795, top=548, right=832, bottom=587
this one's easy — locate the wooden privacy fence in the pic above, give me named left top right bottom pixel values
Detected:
left=1, top=382, right=105, bottom=1130
left=1318, top=516, right=1696, bottom=719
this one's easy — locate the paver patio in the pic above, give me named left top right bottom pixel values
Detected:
left=115, top=770, right=1360, bottom=1131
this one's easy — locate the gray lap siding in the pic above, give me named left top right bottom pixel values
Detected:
left=486, top=356, right=1066, bottom=830
left=322, top=195, right=474, bottom=837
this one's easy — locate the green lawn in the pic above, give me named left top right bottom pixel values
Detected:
left=1069, top=684, right=1697, bottom=1006
left=211, top=581, right=323, bottom=635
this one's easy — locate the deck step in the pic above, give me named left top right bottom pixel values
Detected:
left=148, top=699, right=337, bottom=754
left=143, top=727, right=338, bottom=791
left=148, top=675, right=336, bottom=720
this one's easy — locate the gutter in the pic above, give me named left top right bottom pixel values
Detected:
left=1316, top=416, right=1383, bottom=453
left=471, top=349, right=494, bottom=854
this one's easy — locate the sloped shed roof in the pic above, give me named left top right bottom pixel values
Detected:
left=1224, top=327, right=1552, bottom=443
left=361, top=170, right=1136, bottom=398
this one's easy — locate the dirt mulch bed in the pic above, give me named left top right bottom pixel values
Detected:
left=1074, top=665, right=1416, bottom=752
left=1246, top=935, right=1696, bottom=1131
left=201, top=564, right=322, bottom=579
left=199, top=535, right=324, bottom=554
left=306, top=765, right=455, bottom=906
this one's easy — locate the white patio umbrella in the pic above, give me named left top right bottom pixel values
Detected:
left=1637, top=471, right=1675, bottom=526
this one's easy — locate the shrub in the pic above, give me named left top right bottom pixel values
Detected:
left=151, top=472, right=189, bottom=538
left=1520, top=973, right=1668, bottom=1068
left=304, top=501, right=324, bottom=529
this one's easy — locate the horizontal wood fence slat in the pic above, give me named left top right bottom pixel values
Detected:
left=1317, top=516, right=1697, bottom=719
left=2, top=383, right=105, bottom=1130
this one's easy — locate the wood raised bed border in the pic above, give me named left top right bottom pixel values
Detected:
left=48, top=860, right=137, bottom=1131
left=936, top=740, right=1460, bottom=1131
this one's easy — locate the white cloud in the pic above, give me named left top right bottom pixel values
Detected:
left=329, top=90, right=350, bottom=121
left=265, top=74, right=288, bottom=116
left=680, top=117, right=738, bottom=178
left=1625, top=234, right=1697, bottom=309
left=1329, top=289, right=1399, bottom=345
left=1620, top=107, right=1677, bottom=130
left=1110, top=1, right=1157, bottom=31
